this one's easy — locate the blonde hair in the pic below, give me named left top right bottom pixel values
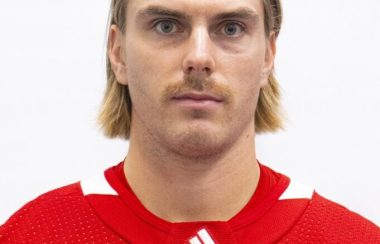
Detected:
left=98, top=0, right=283, bottom=139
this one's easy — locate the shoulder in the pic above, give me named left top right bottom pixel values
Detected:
left=1, top=182, right=85, bottom=226
left=1, top=182, right=85, bottom=220
left=0, top=182, right=123, bottom=243
left=0, top=183, right=82, bottom=242
left=281, top=192, right=380, bottom=243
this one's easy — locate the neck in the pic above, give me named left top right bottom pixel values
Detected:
left=124, top=126, right=260, bottom=223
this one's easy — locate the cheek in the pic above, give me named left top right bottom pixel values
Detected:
left=220, top=39, right=266, bottom=79
left=218, top=51, right=265, bottom=116
left=125, top=41, right=181, bottom=101
left=125, top=46, right=160, bottom=103
left=224, top=54, right=264, bottom=94
left=125, top=59, right=157, bottom=118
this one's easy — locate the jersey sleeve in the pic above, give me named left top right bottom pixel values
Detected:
left=280, top=192, right=380, bottom=243
left=0, top=183, right=124, bottom=243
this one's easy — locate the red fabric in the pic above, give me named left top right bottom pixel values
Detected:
left=1, top=162, right=379, bottom=243
left=0, top=183, right=124, bottom=243
left=278, top=192, right=380, bottom=243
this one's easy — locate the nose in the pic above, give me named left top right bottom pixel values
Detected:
left=182, top=27, right=216, bottom=76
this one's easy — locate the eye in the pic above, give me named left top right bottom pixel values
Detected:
left=154, top=20, right=178, bottom=34
left=220, top=22, right=245, bottom=36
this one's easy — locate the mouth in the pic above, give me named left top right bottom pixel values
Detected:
left=171, top=91, right=224, bottom=110
left=172, top=92, right=224, bottom=102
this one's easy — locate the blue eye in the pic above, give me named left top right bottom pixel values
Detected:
left=223, top=22, right=244, bottom=36
left=155, top=20, right=177, bottom=34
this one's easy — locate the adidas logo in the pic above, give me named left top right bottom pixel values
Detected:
left=188, top=228, right=216, bottom=244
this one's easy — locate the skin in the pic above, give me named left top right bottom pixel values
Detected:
left=109, top=0, right=276, bottom=222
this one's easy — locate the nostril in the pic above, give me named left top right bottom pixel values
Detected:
left=185, top=66, right=212, bottom=75
left=186, top=66, right=195, bottom=74
left=203, top=67, right=211, bottom=73
left=182, top=52, right=216, bottom=75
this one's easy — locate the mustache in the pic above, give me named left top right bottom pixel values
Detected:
left=162, top=75, right=233, bottom=104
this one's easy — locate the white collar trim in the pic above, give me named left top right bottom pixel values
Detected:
left=279, top=179, right=314, bottom=200
left=80, top=172, right=118, bottom=196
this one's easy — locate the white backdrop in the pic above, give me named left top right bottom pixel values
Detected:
left=0, top=1, right=379, bottom=225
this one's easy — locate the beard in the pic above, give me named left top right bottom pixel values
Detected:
left=130, top=73, right=255, bottom=160
left=152, top=75, right=238, bottom=159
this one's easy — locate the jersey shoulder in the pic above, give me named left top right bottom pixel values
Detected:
left=0, top=183, right=124, bottom=243
left=280, top=192, right=380, bottom=243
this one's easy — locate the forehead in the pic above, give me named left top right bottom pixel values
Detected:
left=127, top=0, right=264, bottom=19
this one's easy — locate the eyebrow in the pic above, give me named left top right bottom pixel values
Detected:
left=212, top=7, right=259, bottom=21
left=136, top=5, right=258, bottom=22
left=136, top=5, right=191, bottom=21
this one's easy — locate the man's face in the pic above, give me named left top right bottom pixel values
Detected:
left=112, top=0, right=275, bottom=157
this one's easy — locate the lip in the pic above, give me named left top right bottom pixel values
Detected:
left=171, top=92, right=224, bottom=110
left=172, top=92, right=224, bottom=102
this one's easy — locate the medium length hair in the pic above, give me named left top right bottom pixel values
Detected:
left=98, top=0, right=283, bottom=139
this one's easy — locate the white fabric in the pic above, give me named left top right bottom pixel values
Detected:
left=279, top=179, right=314, bottom=200
left=80, top=172, right=117, bottom=196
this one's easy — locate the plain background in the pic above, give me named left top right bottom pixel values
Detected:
left=0, top=1, right=379, bottom=225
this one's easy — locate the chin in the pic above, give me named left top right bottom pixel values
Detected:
left=165, top=126, right=230, bottom=159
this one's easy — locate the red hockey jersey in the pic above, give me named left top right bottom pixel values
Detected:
left=1, top=162, right=379, bottom=243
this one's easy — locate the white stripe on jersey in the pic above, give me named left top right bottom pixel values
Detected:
left=198, top=229, right=216, bottom=244
left=188, top=228, right=215, bottom=244
left=279, top=179, right=314, bottom=200
left=189, top=237, right=202, bottom=244
left=80, top=172, right=117, bottom=196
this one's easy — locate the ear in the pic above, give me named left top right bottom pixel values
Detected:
left=108, top=25, right=128, bottom=85
left=260, top=32, right=276, bottom=87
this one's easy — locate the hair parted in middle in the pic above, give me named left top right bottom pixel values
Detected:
left=98, top=0, right=284, bottom=139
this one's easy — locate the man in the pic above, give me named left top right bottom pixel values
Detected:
left=0, top=0, right=379, bottom=243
